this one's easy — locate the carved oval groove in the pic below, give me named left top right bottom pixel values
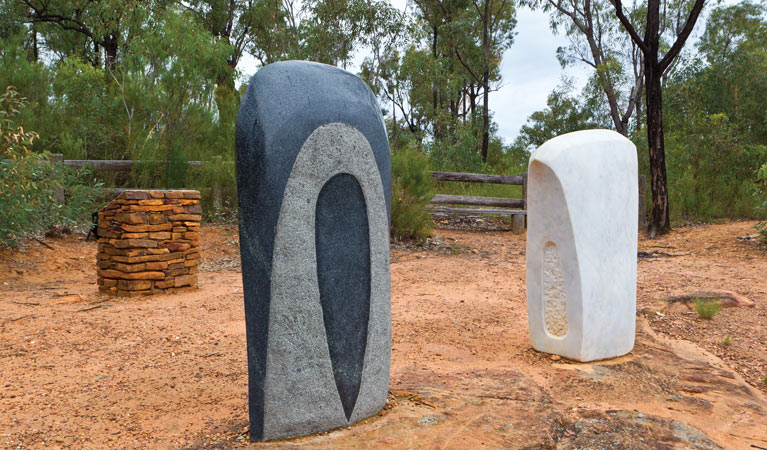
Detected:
left=315, top=173, right=371, bottom=420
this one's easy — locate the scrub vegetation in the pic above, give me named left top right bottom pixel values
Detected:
left=0, top=0, right=765, bottom=242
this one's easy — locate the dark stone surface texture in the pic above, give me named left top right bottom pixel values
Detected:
left=315, top=173, right=371, bottom=420
left=235, top=60, right=391, bottom=441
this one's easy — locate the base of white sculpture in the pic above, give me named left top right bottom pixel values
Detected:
left=526, top=129, right=638, bottom=362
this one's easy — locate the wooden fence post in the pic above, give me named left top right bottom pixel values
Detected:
left=51, top=153, right=65, bottom=203
left=511, top=171, right=528, bottom=234
left=638, top=174, right=647, bottom=231
left=212, top=155, right=223, bottom=209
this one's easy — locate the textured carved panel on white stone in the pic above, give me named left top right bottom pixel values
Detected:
left=526, top=129, right=638, bottom=362
left=543, top=242, right=567, bottom=338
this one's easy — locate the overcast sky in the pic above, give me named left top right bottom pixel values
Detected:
left=490, top=6, right=592, bottom=142
left=237, top=3, right=594, bottom=144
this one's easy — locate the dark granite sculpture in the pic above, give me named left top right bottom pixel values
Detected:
left=235, top=60, right=392, bottom=441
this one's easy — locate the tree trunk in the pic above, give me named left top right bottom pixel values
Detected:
left=645, top=63, right=670, bottom=236
left=635, top=82, right=642, bottom=132
left=611, top=0, right=705, bottom=237
left=103, top=34, right=119, bottom=70
left=391, top=96, right=397, bottom=151
left=469, top=84, right=476, bottom=123
left=480, top=0, right=490, bottom=162
left=431, top=24, right=441, bottom=139
left=481, top=72, right=489, bottom=162
left=31, top=26, right=38, bottom=62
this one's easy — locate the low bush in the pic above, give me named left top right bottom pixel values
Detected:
left=0, top=86, right=102, bottom=247
left=693, top=298, right=722, bottom=320
left=756, top=163, right=767, bottom=244
left=390, top=147, right=435, bottom=242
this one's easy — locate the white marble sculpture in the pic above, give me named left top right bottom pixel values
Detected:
left=526, top=129, right=638, bottom=362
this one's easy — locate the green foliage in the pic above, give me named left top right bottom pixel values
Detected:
left=429, top=121, right=485, bottom=173
left=362, top=0, right=517, bottom=167
left=660, top=2, right=767, bottom=224
left=2, top=0, right=765, bottom=233
left=391, top=147, right=435, bottom=241
left=722, top=335, right=731, bottom=347
left=0, top=87, right=102, bottom=247
left=663, top=114, right=767, bottom=222
left=531, top=0, right=642, bottom=135
left=692, top=299, right=722, bottom=320
left=510, top=80, right=607, bottom=159
left=1, top=0, right=519, bottom=218
left=0, top=86, right=37, bottom=154
left=756, top=163, right=767, bottom=243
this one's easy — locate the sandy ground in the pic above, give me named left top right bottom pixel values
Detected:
left=0, top=221, right=766, bottom=449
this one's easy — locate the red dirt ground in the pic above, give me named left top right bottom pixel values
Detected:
left=1, top=221, right=765, bottom=449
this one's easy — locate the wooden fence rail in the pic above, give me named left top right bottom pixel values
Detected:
left=63, top=159, right=205, bottom=171
left=49, top=157, right=531, bottom=233
left=430, top=171, right=524, bottom=185
left=429, top=170, right=528, bottom=234
left=430, top=194, right=524, bottom=209
left=31, top=156, right=648, bottom=232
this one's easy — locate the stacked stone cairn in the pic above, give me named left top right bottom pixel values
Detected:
left=97, top=190, right=201, bottom=297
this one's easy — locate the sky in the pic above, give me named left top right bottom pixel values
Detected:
left=490, top=6, right=592, bottom=142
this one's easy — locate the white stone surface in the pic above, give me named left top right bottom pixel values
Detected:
left=526, top=129, right=638, bottom=362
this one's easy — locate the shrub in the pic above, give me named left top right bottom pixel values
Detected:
left=722, top=335, right=731, bottom=347
left=0, top=86, right=102, bottom=247
left=756, top=162, right=767, bottom=244
left=692, top=298, right=722, bottom=320
left=390, top=147, right=435, bottom=241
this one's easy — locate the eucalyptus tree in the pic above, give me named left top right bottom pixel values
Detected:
left=120, top=9, right=231, bottom=186
left=247, top=0, right=299, bottom=65
left=358, top=5, right=412, bottom=148
left=512, top=79, right=607, bottom=153
left=659, top=1, right=767, bottom=221
left=178, top=0, right=290, bottom=87
left=401, top=0, right=515, bottom=161
left=463, top=0, right=516, bottom=160
left=17, top=0, right=151, bottom=69
left=694, top=0, right=767, bottom=143
left=609, top=0, right=705, bottom=236
left=527, top=0, right=643, bottom=135
left=298, top=0, right=396, bottom=68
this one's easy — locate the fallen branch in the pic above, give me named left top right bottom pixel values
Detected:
left=89, top=298, right=113, bottom=305
left=11, top=301, right=40, bottom=306
left=638, top=250, right=690, bottom=258
left=76, top=304, right=111, bottom=312
left=4, top=314, right=34, bottom=323
left=389, top=390, right=436, bottom=408
left=665, top=290, right=755, bottom=309
left=32, top=237, right=54, bottom=250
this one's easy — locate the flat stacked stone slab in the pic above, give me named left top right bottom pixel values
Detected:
left=97, top=190, right=202, bottom=297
